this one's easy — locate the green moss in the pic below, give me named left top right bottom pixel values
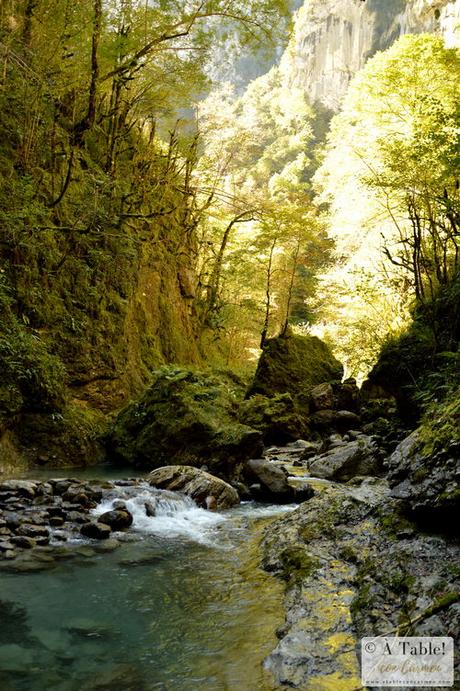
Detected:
left=109, top=367, right=262, bottom=474
left=418, top=388, right=460, bottom=456
left=278, top=545, right=320, bottom=584
left=248, top=331, right=343, bottom=400
left=238, top=393, right=312, bottom=444
left=0, top=322, right=66, bottom=425
left=17, top=404, right=107, bottom=467
left=378, top=509, right=415, bottom=540
left=412, top=467, right=429, bottom=483
left=339, top=545, right=359, bottom=563
left=350, top=583, right=374, bottom=617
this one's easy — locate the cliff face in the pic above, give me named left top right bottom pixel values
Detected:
left=280, top=0, right=460, bottom=109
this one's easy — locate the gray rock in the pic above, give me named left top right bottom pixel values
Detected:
left=309, top=409, right=336, bottom=430
left=17, top=524, right=50, bottom=539
left=246, top=459, right=314, bottom=503
left=261, top=481, right=459, bottom=688
left=335, top=378, right=360, bottom=412
left=80, top=522, right=112, bottom=540
left=0, top=480, right=37, bottom=498
left=10, top=535, right=36, bottom=549
left=287, top=439, right=314, bottom=449
left=144, top=501, right=156, bottom=517
left=149, top=465, right=240, bottom=510
left=308, top=437, right=379, bottom=482
left=97, top=509, right=133, bottom=531
left=0, top=541, right=15, bottom=551
left=299, top=441, right=323, bottom=461
left=387, top=430, right=460, bottom=525
left=49, top=516, right=65, bottom=527
left=334, top=410, right=361, bottom=427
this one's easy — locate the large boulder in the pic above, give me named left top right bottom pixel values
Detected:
left=148, top=465, right=240, bottom=510
left=387, top=423, right=460, bottom=528
left=335, top=378, right=360, bottom=413
left=108, top=368, right=263, bottom=477
left=238, top=393, right=311, bottom=444
left=308, top=437, right=379, bottom=482
left=245, top=458, right=314, bottom=504
left=309, top=409, right=361, bottom=434
left=247, top=332, right=343, bottom=402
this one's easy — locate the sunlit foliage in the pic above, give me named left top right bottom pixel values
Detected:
left=315, top=34, right=460, bottom=376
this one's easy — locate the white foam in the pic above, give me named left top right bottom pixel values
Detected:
left=92, top=483, right=226, bottom=546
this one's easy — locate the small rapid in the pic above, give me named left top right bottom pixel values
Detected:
left=92, top=482, right=227, bottom=545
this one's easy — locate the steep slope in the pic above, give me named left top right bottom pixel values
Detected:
left=280, top=0, right=460, bottom=110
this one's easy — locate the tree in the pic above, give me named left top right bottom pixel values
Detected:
left=318, top=34, right=460, bottom=304
left=314, top=34, right=460, bottom=374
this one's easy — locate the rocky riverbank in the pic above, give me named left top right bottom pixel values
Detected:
left=259, top=437, right=460, bottom=689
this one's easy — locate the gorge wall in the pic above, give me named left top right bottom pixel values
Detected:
left=280, top=0, right=460, bottom=110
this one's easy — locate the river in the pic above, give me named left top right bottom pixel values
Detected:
left=0, top=471, right=293, bottom=691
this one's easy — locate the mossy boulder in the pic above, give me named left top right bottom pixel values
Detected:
left=387, top=390, right=460, bottom=529
left=238, top=393, right=311, bottom=444
left=247, top=332, right=343, bottom=402
left=108, top=367, right=263, bottom=477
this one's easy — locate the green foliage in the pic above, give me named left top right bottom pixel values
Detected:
left=368, top=271, right=460, bottom=422
left=0, top=323, right=66, bottom=423
left=196, top=62, right=333, bottom=361
left=315, top=34, right=460, bottom=376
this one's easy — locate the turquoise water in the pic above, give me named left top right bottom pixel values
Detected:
left=0, top=476, right=291, bottom=691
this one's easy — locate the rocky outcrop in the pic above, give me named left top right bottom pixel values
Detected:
left=280, top=0, right=460, bottom=110
left=0, top=478, right=127, bottom=561
left=261, top=480, right=460, bottom=688
left=386, top=429, right=460, bottom=527
left=148, top=466, right=240, bottom=510
left=247, top=332, right=343, bottom=401
left=108, top=368, right=263, bottom=477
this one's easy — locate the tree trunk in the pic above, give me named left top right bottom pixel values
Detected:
left=72, top=0, right=102, bottom=146
left=204, top=210, right=254, bottom=323
left=260, top=237, right=277, bottom=349
left=281, top=238, right=301, bottom=336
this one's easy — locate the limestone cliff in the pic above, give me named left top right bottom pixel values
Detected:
left=280, top=0, right=460, bottom=109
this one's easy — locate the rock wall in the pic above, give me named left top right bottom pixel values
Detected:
left=280, top=0, right=460, bottom=110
